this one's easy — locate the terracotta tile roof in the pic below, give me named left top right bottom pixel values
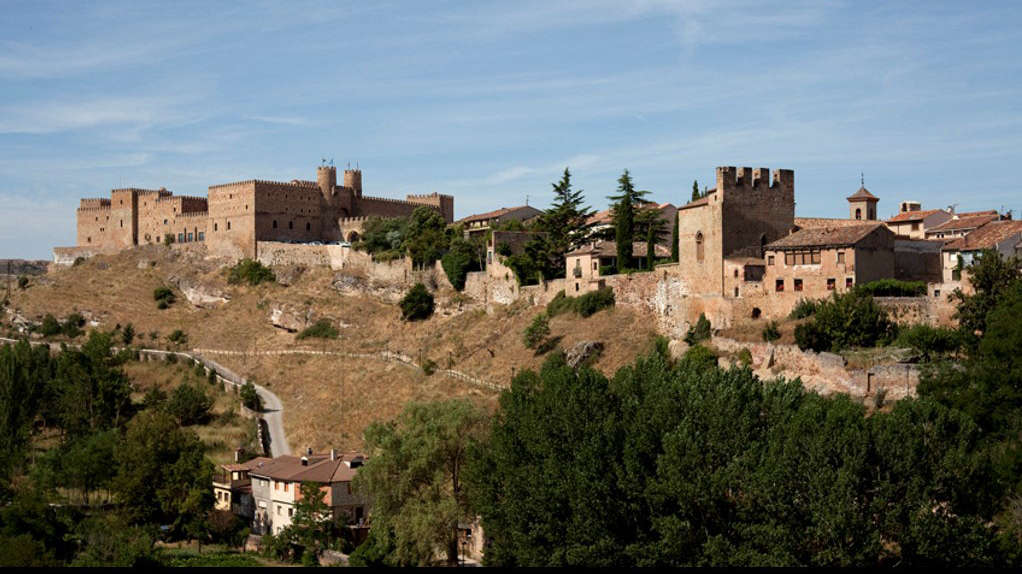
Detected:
left=794, top=217, right=866, bottom=229
left=248, top=452, right=366, bottom=484
left=458, top=205, right=542, bottom=224
left=943, top=220, right=1022, bottom=251
left=927, top=213, right=1000, bottom=233
left=846, top=186, right=878, bottom=201
left=886, top=209, right=945, bottom=223
left=222, top=457, right=273, bottom=472
left=956, top=209, right=999, bottom=218
left=766, top=223, right=888, bottom=250
left=567, top=240, right=671, bottom=258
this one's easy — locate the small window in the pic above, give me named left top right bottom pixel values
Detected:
left=734, top=287, right=739, bottom=297
left=289, top=221, right=294, bottom=230
left=733, top=269, right=739, bottom=278
left=855, top=208, right=862, bottom=220
left=837, top=251, right=845, bottom=264
left=187, top=233, right=193, bottom=242
left=767, top=255, right=775, bottom=265
left=288, top=508, right=294, bottom=517
left=227, top=221, right=231, bottom=230
left=846, top=277, right=854, bottom=288
left=198, top=232, right=205, bottom=241
left=120, top=219, right=123, bottom=228
left=911, top=222, right=920, bottom=231
left=214, top=223, right=218, bottom=232
left=695, top=232, right=704, bottom=262
left=87, top=236, right=92, bottom=243
left=952, top=269, right=961, bottom=281
left=306, top=222, right=311, bottom=231
left=827, top=278, right=836, bottom=290
left=775, top=279, right=784, bottom=292
left=933, top=289, right=941, bottom=298
left=811, top=251, right=821, bottom=264
left=178, top=233, right=184, bottom=243
left=273, top=220, right=277, bottom=229
left=592, top=261, right=598, bottom=271
left=794, top=278, right=803, bottom=292
left=163, top=219, right=168, bottom=225
left=283, top=483, right=289, bottom=492
left=785, top=252, right=794, bottom=266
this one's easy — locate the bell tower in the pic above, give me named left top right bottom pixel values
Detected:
left=846, top=174, right=878, bottom=220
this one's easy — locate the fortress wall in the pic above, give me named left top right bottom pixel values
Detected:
left=52, top=245, right=116, bottom=266
left=253, top=181, right=323, bottom=243
left=207, top=182, right=257, bottom=258
left=256, top=242, right=331, bottom=267
left=721, top=167, right=795, bottom=258
left=76, top=206, right=113, bottom=247
left=353, top=196, right=427, bottom=219
left=876, top=295, right=956, bottom=327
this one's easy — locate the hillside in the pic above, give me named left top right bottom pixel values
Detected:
left=3, top=246, right=660, bottom=451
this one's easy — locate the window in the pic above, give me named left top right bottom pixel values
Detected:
left=306, top=222, right=311, bottom=231
left=827, top=278, right=836, bottom=290
left=855, top=208, right=862, bottom=220
left=187, top=233, right=193, bottom=242
left=273, top=220, right=277, bottom=229
left=592, top=261, right=598, bottom=271
left=952, top=269, right=961, bottom=281
left=277, top=505, right=282, bottom=516
left=811, top=251, right=821, bottom=264
left=227, top=221, right=231, bottom=230
left=120, top=219, right=123, bottom=228
left=283, top=482, right=289, bottom=492
left=775, top=279, right=784, bottom=292
left=794, top=278, right=803, bottom=292
left=289, top=221, right=294, bottom=230
left=163, top=219, right=168, bottom=225
left=198, top=232, right=205, bottom=241
left=177, top=233, right=184, bottom=243
left=933, top=289, right=941, bottom=298
left=214, top=223, right=218, bottom=231
left=846, top=277, right=853, bottom=288
left=87, top=237, right=92, bottom=243
left=837, top=251, right=845, bottom=264
left=911, top=222, right=920, bottom=231
left=785, top=252, right=795, bottom=265
left=288, top=508, right=294, bottom=517
left=734, top=287, right=739, bottom=297
left=274, top=481, right=279, bottom=491
left=733, top=269, right=739, bottom=278
left=695, top=232, right=704, bottom=262
left=768, top=255, right=775, bottom=265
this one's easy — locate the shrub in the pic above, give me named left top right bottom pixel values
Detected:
left=599, top=265, right=617, bottom=276
left=240, top=382, right=262, bottom=411
left=441, top=238, right=478, bottom=291
left=679, top=344, right=718, bottom=371
left=62, top=313, right=86, bottom=338
left=227, top=259, right=276, bottom=286
left=495, top=242, right=512, bottom=257
left=167, top=329, right=188, bottom=346
left=399, top=283, right=434, bottom=321
left=142, top=387, right=168, bottom=410
left=422, top=358, right=437, bottom=376
left=297, top=319, right=339, bottom=340
left=73, top=256, right=85, bottom=266
left=794, top=290, right=897, bottom=352
left=163, top=233, right=175, bottom=245
left=546, top=291, right=574, bottom=317
left=684, top=313, right=711, bottom=345
left=762, top=320, right=781, bottom=342
left=166, top=383, right=214, bottom=425
left=153, top=286, right=175, bottom=309
left=575, top=287, right=615, bottom=318
left=39, top=314, right=62, bottom=337
left=894, top=324, right=962, bottom=360
left=737, top=347, right=753, bottom=366
left=523, top=313, right=551, bottom=350
left=122, top=323, right=135, bottom=346
left=16, top=275, right=28, bottom=289
left=789, top=298, right=821, bottom=319
left=854, top=279, right=926, bottom=297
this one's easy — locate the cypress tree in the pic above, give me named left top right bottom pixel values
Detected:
left=607, top=170, right=648, bottom=272
left=691, top=180, right=700, bottom=202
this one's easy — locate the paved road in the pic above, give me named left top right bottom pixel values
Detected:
left=0, top=337, right=292, bottom=457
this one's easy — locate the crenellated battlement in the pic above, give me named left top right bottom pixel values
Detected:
left=79, top=198, right=111, bottom=209
left=716, top=166, right=793, bottom=196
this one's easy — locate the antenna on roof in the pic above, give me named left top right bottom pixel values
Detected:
left=860, top=172, right=864, bottom=187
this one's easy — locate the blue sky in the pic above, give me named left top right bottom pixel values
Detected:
left=2, top=0, right=1020, bottom=259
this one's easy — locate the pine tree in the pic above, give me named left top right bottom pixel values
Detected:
left=608, top=170, right=649, bottom=271
left=635, top=206, right=667, bottom=270
left=543, top=167, right=595, bottom=255
left=691, top=180, right=700, bottom=202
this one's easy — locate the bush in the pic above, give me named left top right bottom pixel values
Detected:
left=679, top=344, right=718, bottom=371
left=789, top=298, right=821, bottom=319
left=167, top=329, right=188, bottom=346
left=142, top=387, right=168, bottom=410
left=546, top=291, right=574, bottom=317
left=599, top=265, right=617, bottom=276
left=227, top=259, right=276, bottom=286
left=441, top=237, right=478, bottom=291
left=62, top=313, right=85, bottom=338
left=495, top=242, right=512, bottom=257
left=684, top=313, right=711, bottom=345
left=166, top=383, right=214, bottom=425
left=575, top=287, right=615, bottom=318
left=421, top=358, right=437, bottom=376
left=122, top=323, right=135, bottom=346
left=399, top=283, right=434, bottom=321
left=240, top=382, right=262, bottom=411
left=523, top=313, right=551, bottom=350
left=762, top=320, right=781, bottom=342
left=39, top=314, right=62, bottom=337
left=153, top=286, right=175, bottom=309
left=895, top=324, right=962, bottom=360
left=854, top=279, right=926, bottom=297
left=16, top=275, right=28, bottom=289
left=296, top=319, right=339, bottom=340
left=794, top=290, right=897, bottom=352
left=737, top=347, right=753, bottom=366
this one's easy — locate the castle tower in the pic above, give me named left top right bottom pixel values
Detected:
left=343, top=169, right=362, bottom=198
left=847, top=178, right=878, bottom=220
left=317, top=166, right=337, bottom=200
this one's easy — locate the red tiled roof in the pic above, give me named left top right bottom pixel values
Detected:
left=458, top=205, right=542, bottom=224
left=847, top=186, right=878, bottom=201
left=248, top=452, right=367, bottom=484
left=766, top=223, right=889, bottom=250
left=926, top=213, right=999, bottom=233
left=886, top=209, right=945, bottom=223
left=567, top=240, right=671, bottom=258
left=678, top=189, right=716, bottom=210
left=794, top=217, right=867, bottom=229
left=943, top=220, right=1022, bottom=251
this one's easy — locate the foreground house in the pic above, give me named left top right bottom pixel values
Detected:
left=246, top=450, right=368, bottom=535
left=459, top=205, right=543, bottom=239
left=566, top=240, right=671, bottom=292
left=885, top=201, right=952, bottom=239
left=213, top=454, right=273, bottom=519
left=940, top=219, right=1022, bottom=289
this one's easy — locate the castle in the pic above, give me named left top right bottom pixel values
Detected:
left=74, top=165, right=454, bottom=258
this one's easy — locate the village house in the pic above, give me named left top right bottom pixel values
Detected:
left=885, top=201, right=953, bottom=239
left=213, top=453, right=273, bottom=519
left=458, top=205, right=543, bottom=239
left=925, top=210, right=1001, bottom=240
left=565, top=240, right=671, bottom=293
left=247, top=449, right=368, bottom=536
left=762, top=223, right=897, bottom=304
left=940, top=219, right=1022, bottom=292
left=587, top=201, right=677, bottom=245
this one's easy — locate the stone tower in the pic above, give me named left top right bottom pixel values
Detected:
left=343, top=169, right=362, bottom=198
left=847, top=182, right=878, bottom=220
left=317, top=165, right=337, bottom=200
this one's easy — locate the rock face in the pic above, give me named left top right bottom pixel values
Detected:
left=269, top=304, right=317, bottom=333
left=565, top=340, right=604, bottom=369
left=331, top=273, right=405, bottom=303
left=275, top=265, right=306, bottom=287
left=168, top=275, right=230, bottom=308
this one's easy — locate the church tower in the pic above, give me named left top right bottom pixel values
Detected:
left=847, top=175, right=878, bottom=220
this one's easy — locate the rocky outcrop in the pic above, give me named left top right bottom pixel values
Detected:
left=168, top=275, right=230, bottom=308
left=269, top=304, right=317, bottom=333
left=274, top=265, right=306, bottom=287
left=566, top=340, right=604, bottom=369
left=331, top=273, right=405, bottom=303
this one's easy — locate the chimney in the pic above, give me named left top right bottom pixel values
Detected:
left=300, top=456, right=309, bottom=466
left=330, top=449, right=337, bottom=461
left=307, top=447, right=313, bottom=456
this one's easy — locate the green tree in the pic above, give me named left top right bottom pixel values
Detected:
left=542, top=167, right=595, bottom=262
left=355, top=399, right=490, bottom=566
left=523, top=313, right=551, bottom=350
left=289, top=481, right=338, bottom=561
left=227, top=259, right=276, bottom=286
left=794, top=290, right=897, bottom=352
left=400, top=283, right=435, bottom=321
left=39, top=314, right=61, bottom=337
left=441, top=236, right=479, bottom=291
left=0, top=340, right=51, bottom=485
left=71, top=513, right=160, bottom=567
left=165, top=383, right=214, bottom=426
left=952, top=249, right=1021, bottom=345
left=112, top=410, right=213, bottom=536
left=404, top=206, right=449, bottom=268
left=356, top=216, right=408, bottom=260
left=122, top=323, right=135, bottom=346
left=635, top=206, right=667, bottom=269
left=47, top=331, right=134, bottom=439
left=240, top=382, right=262, bottom=411
left=33, top=429, right=118, bottom=505
left=691, top=179, right=700, bottom=202
left=607, top=170, right=649, bottom=271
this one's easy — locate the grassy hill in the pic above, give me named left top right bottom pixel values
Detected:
left=4, top=246, right=659, bottom=451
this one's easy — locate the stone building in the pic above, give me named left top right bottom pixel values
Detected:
left=675, top=166, right=795, bottom=297
left=213, top=454, right=273, bottom=519
left=925, top=210, right=1000, bottom=240
left=565, top=240, right=671, bottom=293
left=74, top=165, right=454, bottom=259
left=940, top=219, right=1022, bottom=289
left=885, top=201, right=952, bottom=239
left=458, top=205, right=543, bottom=239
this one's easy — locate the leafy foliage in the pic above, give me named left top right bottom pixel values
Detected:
left=683, top=313, right=711, bottom=345
left=793, top=290, right=897, bottom=352
left=167, top=329, right=188, bottom=346
left=356, top=216, right=408, bottom=260
left=165, top=383, right=214, bottom=426
left=39, top=314, right=61, bottom=337
left=607, top=169, right=649, bottom=271
left=951, top=249, right=1021, bottom=344
left=541, top=167, right=595, bottom=265
left=355, top=399, right=489, bottom=566
left=545, top=288, right=615, bottom=318
left=227, top=259, right=276, bottom=286
left=762, top=320, right=781, bottom=342
left=441, top=236, right=480, bottom=291
left=153, top=286, right=175, bottom=309
left=523, top=313, right=551, bottom=350
left=399, top=283, right=434, bottom=321
left=240, top=382, right=262, bottom=411
left=404, top=206, right=449, bottom=268
left=789, top=298, right=821, bottom=319
left=895, top=324, right=962, bottom=360
left=296, top=319, right=338, bottom=340
left=855, top=278, right=927, bottom=297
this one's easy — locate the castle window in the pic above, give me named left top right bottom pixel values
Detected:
left=775, top=279, right=784, bottom=292
left=178, top=233, right=185, bottom=243
left=214, top=223, right=218, bottom=232
left=837, top=251, right=845, bottom=264
left=187, top=233, right=194, bottom=242
left=785, top=252, right=795, bottom=265
left=164, top=219, right=168, bottom=225
left=734, top=269, right=739, bottom=278
left=811, top=251, right=821, bottom=264
left=934, top=289, right=941, bottom=298
left=911, top=222, right=920, bottom=231
left=846, top=277, right=853, bottom=288
left=198, top=232, right=205, bottom=241
left=734, top=287, right=739, bottom=297
left=120, top=219, right=123, bottom=227
left=273, top=220, right=277, bottom=229
left=794, top=279, right=803, bottom=291
left=855, top=208, right=862, bottom=220
left=87, top=237, right=91, bottom=243
left=289, top=221, right=293, bottom=230
left=827, top=278, right=836, bottom=290
left=306, top=222, right=311, bottom=231
left=768, top=255, right=775, bottom=265
left=695, top=232, right=704, bottom=262
left=227, top=221, right=231, bottom=230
